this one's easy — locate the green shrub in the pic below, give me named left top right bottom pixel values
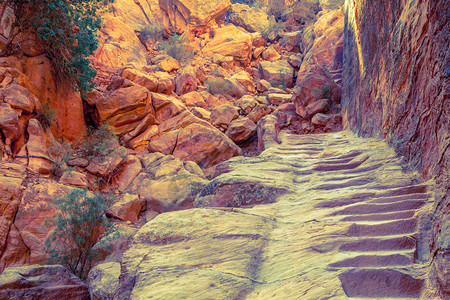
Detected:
left=206, top=78, right=235, bottom=96
left=36, top=103, right=56, bottom=129
left=140, top=24, right=164, bottom=44
left=230, top=0, right=255, bottom=4
left=260, top=21, right=285, bottom=41
left=313, top=86, right=332, bottom=101
left=44, top=189, right=117, bottom=280
left=158, top=34, right=195, bottom=63
left=1, top=0, right=114, bottom=94
left=79, top=125, right=119, bottom=160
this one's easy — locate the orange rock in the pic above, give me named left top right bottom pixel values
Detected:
left=108, top=194, right=145, bottom=223
left=202, top=25, right=253, bottom=65
left=179, top=91, right=207, bottom=108
left=16, top=32, right=45, bottom=57
left=159, top=0, right=231, bottom=35
left=210, top=104, right=239, bottom=129
left=226, top=116, right=257, bottom=144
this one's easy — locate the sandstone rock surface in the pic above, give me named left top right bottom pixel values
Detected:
left=0, top=265, right=89, bottom=299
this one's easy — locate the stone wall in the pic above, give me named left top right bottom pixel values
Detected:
left=342, top=0, right=449, bottom=296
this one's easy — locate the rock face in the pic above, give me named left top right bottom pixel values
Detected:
left=227, top=3, right=271, bottom=33
left=343, top=0, right=449, bottom=297
left=0, top=265, right=89, bottom=300
left=159, top=0, right=231, bottom=35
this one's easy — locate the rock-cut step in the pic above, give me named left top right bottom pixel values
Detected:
left=339, top=269, right=424, bottom=298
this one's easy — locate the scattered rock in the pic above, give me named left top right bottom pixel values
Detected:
left=108, top=194, right=146, bottom=223
left=210, top=104, right=239, bottom=129
left=226, top=116, right=257, bottom=144
left=257, top=114, right=280, bottom=151
left=311, top=113, right=331, bottom=126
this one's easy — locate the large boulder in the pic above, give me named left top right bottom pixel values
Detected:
left=0, top=103, right=19, bottom=148
left=87, top=262, right=121, bottom=300
left=110, top=0, right=164, bottom=31
left=0, top=265, right=89, bottom=300
left=0, top=83, right=40, bottom=114
left=96, top=85, right=155, bottom=136
left=259, top=60, right=294, bottom=88
left=202, top=24, right=253, bottom=65
left=149, top=123, right=241, bottom=168
left=294, top=65, right=341, bottom=118
left=227, top=3, right=271, bottom=33
left=226, top=116, right=257, bottom=144
left=159, top=0, right=231, bottom=35
left=257, top=114, right=280, bottom=152
left=25, top=119, right=53, bottom=175
left=126, top=153, right=208, bottom=212
left=210, top=104, right=239, bottom=129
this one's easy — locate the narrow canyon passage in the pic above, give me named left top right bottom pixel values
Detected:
left=118, top=130, right=434, bottom=299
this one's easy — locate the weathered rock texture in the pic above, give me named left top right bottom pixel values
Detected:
left=112, top=131, right=434, bottom=299
left=343, top=0, right=449, bottom=297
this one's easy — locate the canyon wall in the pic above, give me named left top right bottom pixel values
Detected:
left=342, top=0, right=449, bottom=296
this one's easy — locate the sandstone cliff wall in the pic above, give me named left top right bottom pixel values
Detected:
left=342, top=0, right=449, bottom=296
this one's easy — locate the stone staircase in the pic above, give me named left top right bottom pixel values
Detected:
left=117, top=130, right=434, bottom=299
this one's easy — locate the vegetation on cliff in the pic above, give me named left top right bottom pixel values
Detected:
left=0, top=0, right=114, bottom=93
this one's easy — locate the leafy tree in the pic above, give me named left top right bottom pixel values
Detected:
left=0, top=0, right=114, bottom=93
left=44, top=189, right=116, bottom=280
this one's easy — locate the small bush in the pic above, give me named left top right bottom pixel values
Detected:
left=158, top=34, right=195, bottom=63
left=79, top=125, right=119, bottom=160
left=206, top=78, right=236, bottom=96
left=230, top=0, right=255, bottom=4
left=140, top=24, right=164, bottom=44
left=36, top=103, right=56, bottom=129
left=44, top=189, right=117, bottom=280
left=260, top=21, right=285, bottom=41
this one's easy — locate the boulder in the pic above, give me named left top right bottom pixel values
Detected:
left=311, top=113, right=331, bottom=126
left=259, top=60, right=294, bottom=88
left=16, top=32, right=45, bottom=57
left=226, top=116, right=257, bottom=144
left=121, top=69, right=158, bottom=92
left=203, top=24, right=253, bottom=65
left=59, top=171, right=88, bottom=188
left=210, top=104, right=239, bottom=129
left=0, top=265, right=89, bottom=300
left=0, top=84, right=40, bottom=114
left=294, top=65, right=341, bottom=117
left=87, top=262, right=121, bottom=300
left=305, top=98, right=331, bottom=117
left=180, top=91, right=207, bottom=108
left=201, top=91, right=229, bottom=109
left=192, top=107, right=211, bottom=120
left=229, top=70, right=254, bottom=93
left=159, top=0, right=231, bottom=35
left=86, top=147, right=126, bottom=177
left=149, top=123, right=241, bottom=169
left=267, top=93, right=292, bottom=105
left=227, top=3, right=271, bottom=33
left=158, top=56, right=181, bottom=72
left=126, top=154, right=208, bottom=212
left=235, top=95, right=259, bottom=115
left=262, top=45, right=281, bottom=61
left=110, top=0, right=163, bottom=32
left=97, top=85, right=154, bottom=136
left=152, top=93, right=187, bottom=124
left=108, top=194, right=146, bottom=223
left=279, top=31, right=303, bottom=53
left=176, top=66, right=198, bottom=95
left=247, top=104, right=271, bottom=124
